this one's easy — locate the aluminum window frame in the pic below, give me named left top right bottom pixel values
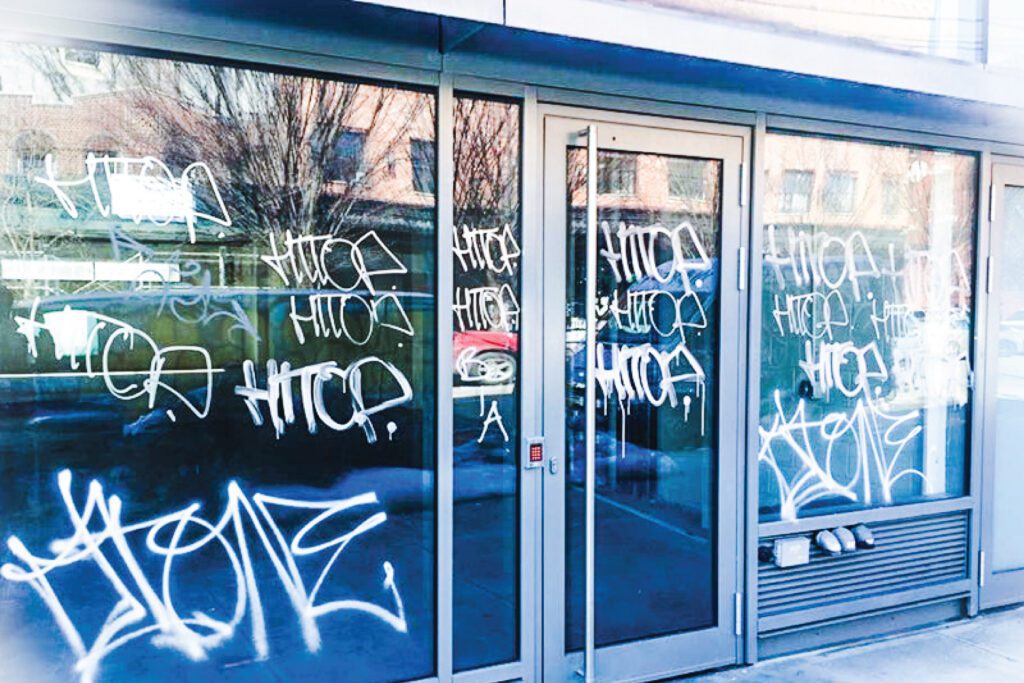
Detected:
left=746, top=126, right=992, bottom=639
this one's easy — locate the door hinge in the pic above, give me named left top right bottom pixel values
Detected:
left=967, top=370, right=976, bottom=391
left=987, top=255, right=994, bottom=294
left=739, top=163, right=746, bottom=207
left=980, top=551, right=986, bottom=588
left=734, top=592, right=744, bottom=637
left=989, top=184, right=995, bottom=223
left=738, top=246, right=748, bottom=291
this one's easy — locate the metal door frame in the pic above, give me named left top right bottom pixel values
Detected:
left=539, top=105, right=751, bottom=683
left=979, top=159, right=1024, bottom=609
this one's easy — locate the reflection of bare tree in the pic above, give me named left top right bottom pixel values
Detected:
left=453, top=97, right=521, bottom=300
left=22, top=46, right=434, bottom=244
left=119, top=60, right=432, bottom=240
left=453, top=97, right=520, bottom=229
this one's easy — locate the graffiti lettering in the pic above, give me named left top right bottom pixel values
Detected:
left=1, top=471, right=406, bottom=683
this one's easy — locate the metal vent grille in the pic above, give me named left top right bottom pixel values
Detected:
left=758, top=512, right=969, bottom=620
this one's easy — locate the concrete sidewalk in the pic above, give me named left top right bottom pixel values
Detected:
left=689, top=606, right=1024, bottom=682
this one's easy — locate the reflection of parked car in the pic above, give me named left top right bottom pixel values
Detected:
left=453, top=330, right=518, bottom=386
left=1000, top=310, right=1024, bottom=356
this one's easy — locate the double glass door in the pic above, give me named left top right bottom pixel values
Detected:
left=538, top=110, right=747, bottom=682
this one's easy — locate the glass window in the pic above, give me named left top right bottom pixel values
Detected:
left=992, top=185, right=1024, bottom=572
left=759, top=133, right=976, bottom=522
left=411, top=138, right=435, bottom=194
left=452, top=94, right=521, bottom=672
left=781, top=170, right=813, bottom=213
left=668, top=157, right=707, bottom=200
left=823, top=171, right=856, bottom=213
left=597, top=151, right=637, bottom=196
left=0, top=42, right=437, bottom=683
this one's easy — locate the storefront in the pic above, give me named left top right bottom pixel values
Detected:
left=0, top=1, right=1023, bottom=682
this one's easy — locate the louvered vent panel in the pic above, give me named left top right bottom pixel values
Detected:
left=758, top=512, right=969, bottom=620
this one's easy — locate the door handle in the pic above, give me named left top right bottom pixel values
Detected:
left=582, top=123, right=598, bottom=683
left=548, top=455, right=559, bottom=475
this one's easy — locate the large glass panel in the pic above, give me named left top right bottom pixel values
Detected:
left=452, top=95, right=521, bottom=671
left=0, top=44, right=437, bottom=683
left=565, top=147, right=721, bottom=648
left=991, top=185, right=1024, bottom=573
left=620, top=0, right=984, bottom=62
left=758, top=133, right=976, bottom=522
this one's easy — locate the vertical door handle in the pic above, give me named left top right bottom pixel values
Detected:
left=582, top=123, right=598, bottom=683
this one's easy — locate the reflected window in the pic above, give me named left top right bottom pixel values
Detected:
left=882, top=174, right=902, bottom=216
left=781, top=169, right=813, bottom=212
left=15, top=130, right=53, bottom=176
left=328, top=128, right=366, bottom=183
left=823, top=171, right=856, bottom=213
left=64, top=48, right=100, bottom=68
left=411, top=138, right=434, bottom=194
left=82, top=135, right=120, bottom=172
left=759, top=133, right=976, bottom=522
left=597, top=151, right=636, bottom=196
left=668, top=157, right=707, bottom=200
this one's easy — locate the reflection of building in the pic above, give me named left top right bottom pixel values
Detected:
left=763, top=135, right=976, bottom=235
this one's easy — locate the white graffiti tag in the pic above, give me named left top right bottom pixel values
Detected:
left=34, top=154, right=231, bottom=244
left=0, top=471, right=406, bottom=683
left=601, top=289, right=707, bottom=341
left=235, top=358, right=413, bottom=443
left=758, top=391, right=926, bottom=522
left=453, top=285, right=520, bottom=333
left=452, top=224, right=521, bottom=275
left=477, top=399, right=511, bottom=443
left=764, top=225, right=880, bottom=301
left=261, top=230, right=406, bottom=294
left=289, top=293, right=415, bottom=345
left=600, top=220, right=711, bottom=286
left=14, top=301, right=214, bottom=421
left=771, top=290, right=850, bottom=340
left=594, top=342, right=706, bottom=431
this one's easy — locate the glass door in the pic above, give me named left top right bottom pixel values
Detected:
left=541, top=111, right=747, bottom=682
left=981, top=163, right=1024, bottom=607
